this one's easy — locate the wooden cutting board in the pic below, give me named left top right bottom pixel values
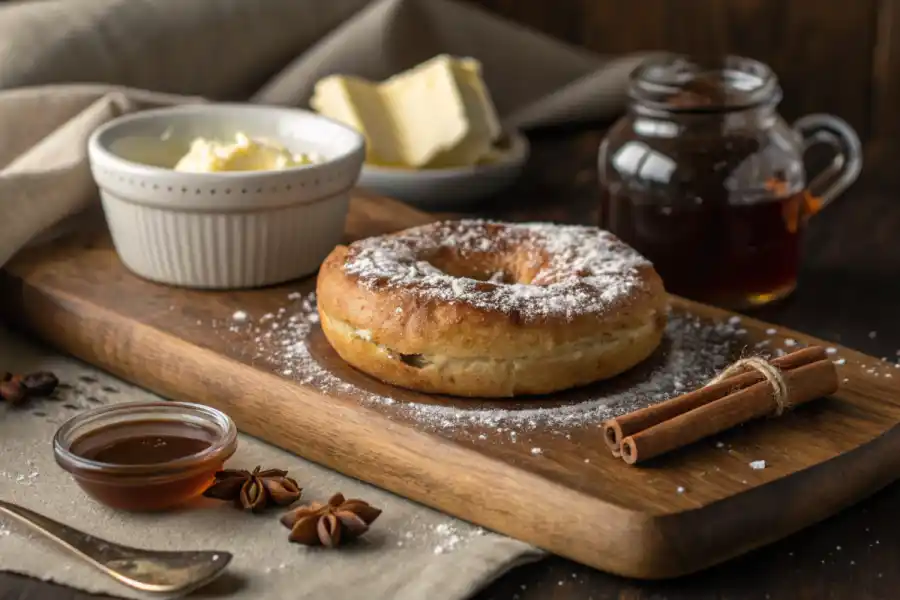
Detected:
left=2, top=192, right=900, bottom=580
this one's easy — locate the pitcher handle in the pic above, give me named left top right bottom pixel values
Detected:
left=793, top=114, right=863, bottom=209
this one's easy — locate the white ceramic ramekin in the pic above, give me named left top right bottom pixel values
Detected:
left=87, top=104, right=365, bottom=289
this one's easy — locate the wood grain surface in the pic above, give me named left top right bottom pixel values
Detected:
left=2, top=129, right=900, bottom=599
left=2, top=192, right=899, bottom=580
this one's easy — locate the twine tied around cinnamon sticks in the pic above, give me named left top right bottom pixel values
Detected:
left=705, top=356, right=790, bottom=416
left=601, top=346, right=839, bottom=466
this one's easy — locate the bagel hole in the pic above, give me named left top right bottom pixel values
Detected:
left=398, top=353, right=429, bottom=368
left=427, top=254, right=521, bottom=284
left=486, top=270, right=516, bottom=284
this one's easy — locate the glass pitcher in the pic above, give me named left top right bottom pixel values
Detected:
left=598, top=54, right=862, bottom=309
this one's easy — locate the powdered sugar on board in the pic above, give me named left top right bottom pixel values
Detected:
left=341, top=220, right=654, bottom=321
left=215, top=291, right=750, bottom=441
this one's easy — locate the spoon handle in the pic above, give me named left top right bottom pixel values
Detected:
left=0, top=499, right=231, bottom=593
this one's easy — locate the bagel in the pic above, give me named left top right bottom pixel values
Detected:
left=316, top=220, right=667, bottom=397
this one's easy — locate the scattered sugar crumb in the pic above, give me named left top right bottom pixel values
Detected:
left=231, top=310, right=248, bottom=322
left=715, top=441, right=725, bottom=448
left=429, top=522, right=478, bottom=555
left=826, top=347, right=837, bottom=355
left=531, top=447, right=543, bottom=455
left=676, top=486, right=685, bottom=493
left=784, top=338, right=797, bottom=347
left=213, top=292, right=745, bottom=439
left=766, top=328, right=777, bottom=335
left=728, top=316, right=741, bottom=326
left=869, top=331, right=878, bottom=339
left=288, top=292, right=302, bottom=300
left=834, top=358, right=846, bottom=365
left=584, top=458, right=590, bottom=463
left=750, top=460, right=767, bottom=470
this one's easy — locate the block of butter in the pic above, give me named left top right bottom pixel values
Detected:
left=310, top=55, right=502, bottom=169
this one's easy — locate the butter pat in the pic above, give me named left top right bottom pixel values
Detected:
left=174, top=132, right=318, bottom=173
left=310, top=55, right=501, bottom=168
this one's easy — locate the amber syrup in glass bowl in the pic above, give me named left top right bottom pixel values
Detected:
left=54, top=402, right=237, bottom=511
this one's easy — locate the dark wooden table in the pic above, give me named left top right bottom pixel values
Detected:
left=3, top=130, right=899, bottom=600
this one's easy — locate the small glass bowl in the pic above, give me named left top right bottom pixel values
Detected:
left=54, top=401, right=238, bottom=512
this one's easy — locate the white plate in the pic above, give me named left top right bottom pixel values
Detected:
left=357, top=131, right=529, bottom=210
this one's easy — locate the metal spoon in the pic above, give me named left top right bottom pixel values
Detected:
left=0, top=500, right=231, bottom=594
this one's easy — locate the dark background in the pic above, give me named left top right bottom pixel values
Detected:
left=465, top=0, right=894, bottom=149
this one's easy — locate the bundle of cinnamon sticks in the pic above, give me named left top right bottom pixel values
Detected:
left=602, top=346, right=838, bottom=465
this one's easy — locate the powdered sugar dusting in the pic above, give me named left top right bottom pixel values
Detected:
left=341, top=220, right=653, bottom=321
left=217, top=291, right=747, bottom=440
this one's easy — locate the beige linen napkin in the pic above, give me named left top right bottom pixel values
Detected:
left=0, top=325, right=540, bottom=600
left=0, top=0, right=651, bottom=265
left=0, top=0, right=647, bottom=596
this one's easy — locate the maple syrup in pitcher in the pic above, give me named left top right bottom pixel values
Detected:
left=599, top=55, right=862, bottom=309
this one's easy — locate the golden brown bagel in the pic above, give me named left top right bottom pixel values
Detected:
left=316, top=220, right=667, bottom=397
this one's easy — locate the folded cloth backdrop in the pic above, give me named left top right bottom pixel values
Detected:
left=0, top=1, right=648, bottom=598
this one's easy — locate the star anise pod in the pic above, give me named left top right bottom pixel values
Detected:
left=0, top=378, right=27, bottom=405
left=19, top=371, right=59, bottom=396
left=280, top=493, right=382, bottom=548
left=0, top=370, right=59, bottom=405
left=203, top=466, right=301, bottom=512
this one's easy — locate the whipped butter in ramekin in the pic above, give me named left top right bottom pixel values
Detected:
left=87, top=104, right=365, bottom=289
left=174, top=132, right=321, bottom=173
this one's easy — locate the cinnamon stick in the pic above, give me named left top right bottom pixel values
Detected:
left=601, top=346, right=826, bottom=455
left=620, top=357, right=838, bottom=465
